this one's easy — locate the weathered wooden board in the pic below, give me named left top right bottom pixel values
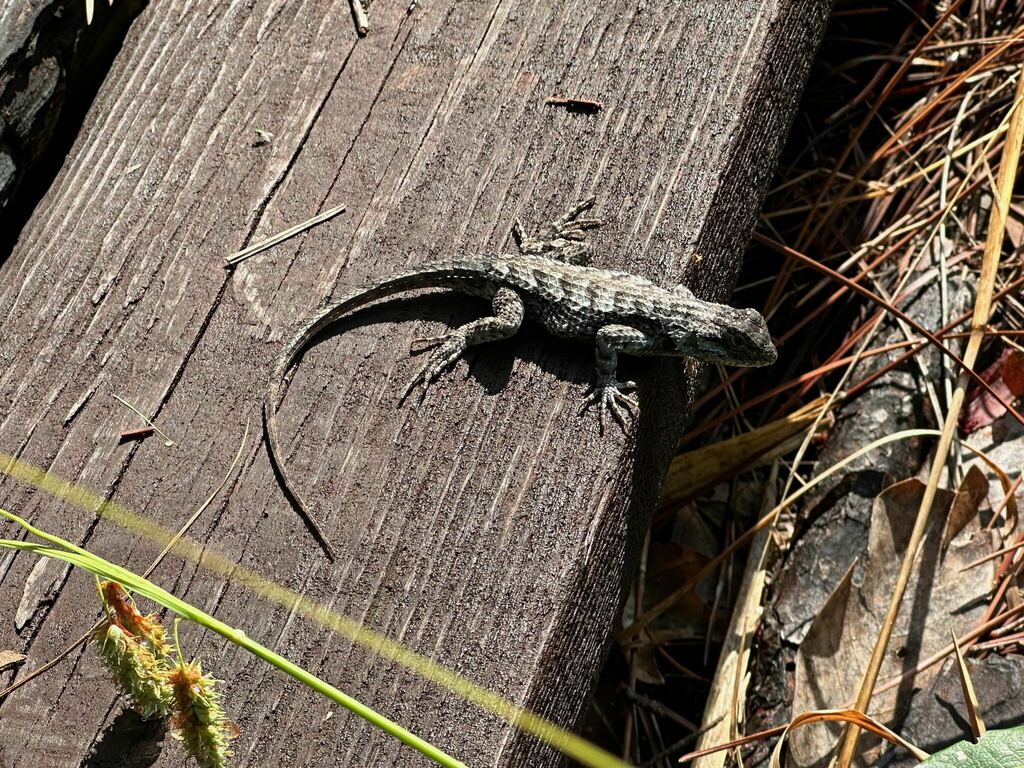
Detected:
left=0, top=1, right=828, bottom=766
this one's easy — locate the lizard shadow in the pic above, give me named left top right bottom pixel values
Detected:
left=305, top=291, right=599, bottom=397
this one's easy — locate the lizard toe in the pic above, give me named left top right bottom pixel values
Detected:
left=410, top=334, right=447, bottom=354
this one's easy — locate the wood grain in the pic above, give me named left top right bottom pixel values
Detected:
left=0, top=1, right=828, bottom=765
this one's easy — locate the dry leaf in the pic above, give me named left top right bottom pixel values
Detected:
left=660, top=397, right=831, bottom=510
left=1002, top=350, right=1024, bottom=397
left=943, top=465, right=989, bottom=551
left=960, top=348, right=1014, bottom=434
left=788, top=479, right=995, bottom=767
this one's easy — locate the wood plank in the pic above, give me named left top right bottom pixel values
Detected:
left=0, top=1, right=829, bottom=765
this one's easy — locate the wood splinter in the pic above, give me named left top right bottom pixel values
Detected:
left=350, top=0, right=368, bottom=36
left=545, top=96, right=603, bottom=114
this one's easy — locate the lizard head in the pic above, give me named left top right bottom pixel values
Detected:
left=671, top=304, right=777, bottom=367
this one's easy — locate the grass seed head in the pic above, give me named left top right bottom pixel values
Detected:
left=168, top=658, right=234, bottom=768
left=99, top=580, right=168, bottom=659
left=91, top=620, right=173, bottom=720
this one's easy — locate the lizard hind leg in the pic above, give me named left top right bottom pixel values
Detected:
left=402, top=287, right=525, bottom=403
left=512, top=197, right=605, bottom=265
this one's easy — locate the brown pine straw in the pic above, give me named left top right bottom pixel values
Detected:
left=767, top=0, right=967, bottom=309
left=678, top=603, right=1024, bottom=764
left=754, top=233, right=1024, bottom=429
left=682, top=327, right=1022, bottom=447
left=834, top=64, right=1024, bottom=768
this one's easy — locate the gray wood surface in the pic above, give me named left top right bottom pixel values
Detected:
left=0, top=1, right=828, bottom=765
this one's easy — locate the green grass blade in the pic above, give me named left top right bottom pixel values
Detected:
left=0, top=526, right=466, bottom=768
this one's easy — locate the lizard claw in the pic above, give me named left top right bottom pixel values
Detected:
left=400, top=332, right=467, bottom=404
left=410, top=334, right=446, bottom=354
left=582, top=380, right=638, bottom=434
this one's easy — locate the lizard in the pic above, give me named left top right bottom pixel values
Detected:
left=263, top=198, right=777, bottom=560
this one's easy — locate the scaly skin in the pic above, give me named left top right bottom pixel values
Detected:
left=264, top=198, right=777, bottom=560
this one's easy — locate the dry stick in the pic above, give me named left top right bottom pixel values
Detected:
left=0, top=421, right=250, bottom=700
left=834, top=65, right=1024, bottom=768
left=350, top=0, right=368, bottom=36
left=118, top=426, right=156, bottom=443
left=224, top=202, right=347, bottom=266
left=753, top=233, right=1024, bottom=429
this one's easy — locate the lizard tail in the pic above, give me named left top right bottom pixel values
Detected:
left=263, top=263, right=486, bottom=561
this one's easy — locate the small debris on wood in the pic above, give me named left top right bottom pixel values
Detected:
left=124, top=163, right=142, bottom=175
left=119, top=426, right=156, bottom=444
left=112, top=394, right=175, bottom=447
left=224, top=201, right=346, bottom=266
left=545, top=96, right=603, bottom=114
left=252, top=128, right=273, bottom=147
left=0, top=650, right=26, bottom=673
left=64, top=385, right=96, bottom=426
left=350, top=0, right=368, bottom=36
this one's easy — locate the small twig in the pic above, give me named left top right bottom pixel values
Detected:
left=639, top=716, right=724, bottom=768
left=118, top=426, right=155, bottom=444
left=112, top=394, right=175, bottom=447
left=224, top=202, right=346, bottom=266
left=545, top=96, right=603, bottom=114
left=350, top=0, right=368, bottom=36
left=621, top=685, right=698, bottom=731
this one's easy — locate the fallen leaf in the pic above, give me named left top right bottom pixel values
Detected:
left=943, top=465, right=989, bottom=551
left=788, top=479, right=996, bottom=767
left=1003, top=351, right=1024, bottom=397
left=660, top=397, right=832, bottom=510
left=960, top=348, right=1014, bottom=434
left=923, top=726, right=1024, bottom=767
left=631, top=644, right=665, bottom=686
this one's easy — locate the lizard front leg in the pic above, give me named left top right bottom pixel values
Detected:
left=403, top=287, right=525, bottom=401
left=583, top=324, right=657, bottom=432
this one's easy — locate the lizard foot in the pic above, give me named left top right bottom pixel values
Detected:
left=401, top=332, right=467, bottom=403
left=581, top=379, right=638, bottom=433
left=513, top=197, right=605, bottom=265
